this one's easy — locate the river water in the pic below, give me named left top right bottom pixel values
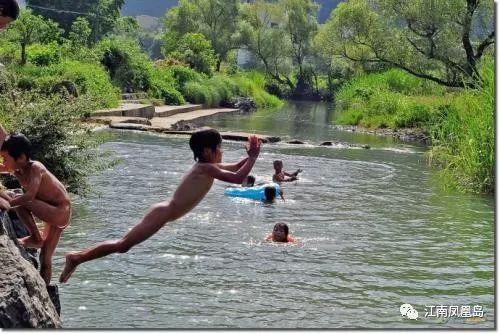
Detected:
left=57, top=101, right=494, bottom=328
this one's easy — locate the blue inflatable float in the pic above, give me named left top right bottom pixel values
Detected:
left=224, top=182, right=282, bottom=201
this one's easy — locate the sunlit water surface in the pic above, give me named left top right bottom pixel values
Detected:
left=56, top=102, right=494, bottom=328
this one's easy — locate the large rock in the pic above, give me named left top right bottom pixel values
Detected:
left=0, top=213, right=61, bottom=328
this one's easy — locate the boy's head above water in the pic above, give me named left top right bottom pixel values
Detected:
left=189, top=128, right=222, bottom=163
left=264, top=186, right=277, bottom=202
left=1, top=134, right=31, bottom=169
left=272, top=223, right=289, bottom=242
left=273, top=160, right=283, bottom=171
left=242, top=175, right=255, bottom=187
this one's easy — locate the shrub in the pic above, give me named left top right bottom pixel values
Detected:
left=12, top=61, right=119, bottom=108
left=27, top=43, right=60, bottom=66
left=0, top=92, right=111, bottom=195
left=96, top=37, right=154, bottom=92
left=165, top=65, right=204, bottom=90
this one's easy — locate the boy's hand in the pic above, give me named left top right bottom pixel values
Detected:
left=246, top=135, right=261, bottom=158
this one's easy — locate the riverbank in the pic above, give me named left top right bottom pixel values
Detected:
left=333, top=125, right=429, bottom=144
left=334, top=62, right=494, bottom=194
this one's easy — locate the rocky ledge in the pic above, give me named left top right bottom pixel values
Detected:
left=0, top=211, right=62, bottom=328
left=333, top=125, right=430, bottom=144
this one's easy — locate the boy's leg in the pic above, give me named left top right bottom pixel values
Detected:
left=22, top=199, right=69, bottom=228
left=60, top=201, right=173, bottom=283
left=15, top=206, right=43, bottom=248
left=39, top=224, right=62, bottom=285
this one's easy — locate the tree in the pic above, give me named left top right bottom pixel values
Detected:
left=162, top=0, right=241, bottom=71
left=240, top=0, right=319, bottom=95
left=281, top=0, right=319, bottom=80
left=27, top=0, right=125, bottom=42
left=320, top=0, right=494, bottom=87
left=4, top=9, right=62, bottom=65
left=68, top=17, right=91, bottom=48
left=239, top=0, right=294, bottom=89
left=112, top=16, right=140, bottom=38
left=166, top=33, right=217, bottom=75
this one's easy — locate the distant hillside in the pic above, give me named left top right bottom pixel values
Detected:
left=136, top=15, right=160, bottom=31
left=121, top=0, right=178, bottom=18
left=122, top=0, right=341, bottom=23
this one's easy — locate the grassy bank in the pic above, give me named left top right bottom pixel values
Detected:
left=335, top=59, right=494, bottom=194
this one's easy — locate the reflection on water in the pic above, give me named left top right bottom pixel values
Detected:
left=56, top=102, right=493, bottom=328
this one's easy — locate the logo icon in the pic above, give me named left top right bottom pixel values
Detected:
left=400, top=303, right=419, bottom=320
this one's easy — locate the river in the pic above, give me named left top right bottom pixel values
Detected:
left=57, top=101, right=494, bottom=328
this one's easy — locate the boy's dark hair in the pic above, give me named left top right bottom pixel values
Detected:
left=0, top=0, right=20, bottom=20
left=1, top=134, right=31, bottom=160
left=273, top=223, right=289, bottom=241
left=246, top=175, right=255, bottom=186
left=264, top=186, right=276, bottom=201
left=189, top=128, right=222, bottom=162
left=273, top=160, right=282, bottom=168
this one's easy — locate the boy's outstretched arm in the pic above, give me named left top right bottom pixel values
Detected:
left=202, top=156, right=257, bottom=184
left=217, top=157, right=248, bottom=172
left=285, top=169, right=302, bottom=177
left=203, top=135, right=261, bottom=184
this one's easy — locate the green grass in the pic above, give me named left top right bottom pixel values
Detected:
left=12, top=60, right=120, bottom=108
left=426, top=58, right=494, bottom=194
left=335, top=62, right=494, bottom=194
left=177, top=69, right=283, bottom=108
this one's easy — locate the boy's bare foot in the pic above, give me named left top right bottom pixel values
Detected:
left=18, top=236, right=44, bottom=249
left=59, top=253, right=80, bottom=283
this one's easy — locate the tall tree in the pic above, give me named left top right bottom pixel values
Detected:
left=280, top=0, right=319, bottom=79
left=318, top=0, right=494, bottom=87
left=162, top=0, right=241, bottom=71
left=3, top=9, right=62, bottom=65
left=68, top=16, right=92, bottom=48
left=239, top=0, right=294, bottom=89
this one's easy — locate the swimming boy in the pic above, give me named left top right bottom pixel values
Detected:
left=0, top=0, right=19, bottom=29
left=263, top=185, right=284, bottom=203
left=0, top=133, right=71, bottom=285
left=265, top=223, right=296, bottom=243
left=60, top=128, right=261, bottom=283
left=272, top=160, right=302, bottom=183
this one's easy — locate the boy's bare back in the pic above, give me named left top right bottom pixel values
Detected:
left=167, top=164, right=216, bottom=220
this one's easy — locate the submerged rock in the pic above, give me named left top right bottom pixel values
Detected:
left=0, top=212, right=61, bottom=328
left=320, top=141, right=333, bottom=146
left=171, top=120, right=199, bottom=131
left=287, top=140, right=305, bottom=144
left=223, top=97, right=257, bottom=112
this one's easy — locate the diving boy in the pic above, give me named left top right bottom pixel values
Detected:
left=0, top=133, right=71, bottom=285
left=60, top=128, right=261, bottom=283
left=272, top=160, right=302, bottom=183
